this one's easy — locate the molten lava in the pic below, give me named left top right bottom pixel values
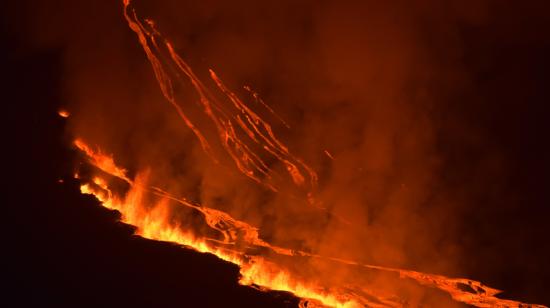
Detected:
left=122, top=0, right=317, bottom=197
left=63, top=1, right=547, bottom=307
left=75, top=142, right=350, bottom=307
left=74, top=138, right=545, bottom=308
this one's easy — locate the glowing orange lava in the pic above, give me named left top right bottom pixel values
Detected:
left=74, top=139, right=545, bottom=308
left=57, top=109, right=70, bottom=118
left=64, top=1, right=548, bottom=307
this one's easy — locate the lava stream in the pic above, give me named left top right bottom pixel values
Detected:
left=122, top=0, right=317, bottom=197
left=63, top=1, right=548, bottom=307
left=73, top=139, right=545, bottom=308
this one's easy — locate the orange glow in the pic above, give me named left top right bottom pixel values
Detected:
left=65, top=2, right=547, bottom=307
left=77, top=159, right=355, bottom=307
left=57, top=109, right=70, bottom=118
left=74, top=139, right=132, bottom=184
left=74, top=138, right=545, bottom=308
left=121, top=0, right=317, bottom=197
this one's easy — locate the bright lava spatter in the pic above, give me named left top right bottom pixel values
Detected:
left=67, top=1, right=547, bottom=307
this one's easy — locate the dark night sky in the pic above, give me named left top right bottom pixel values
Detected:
left=4, top=1, right=550, bottom=307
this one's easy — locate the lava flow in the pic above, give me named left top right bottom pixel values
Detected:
left=121, top=0, right=317, bottom=198
left=63, top=1, right=548, bottom=307
left=74, top=138, right=546, bottom=308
